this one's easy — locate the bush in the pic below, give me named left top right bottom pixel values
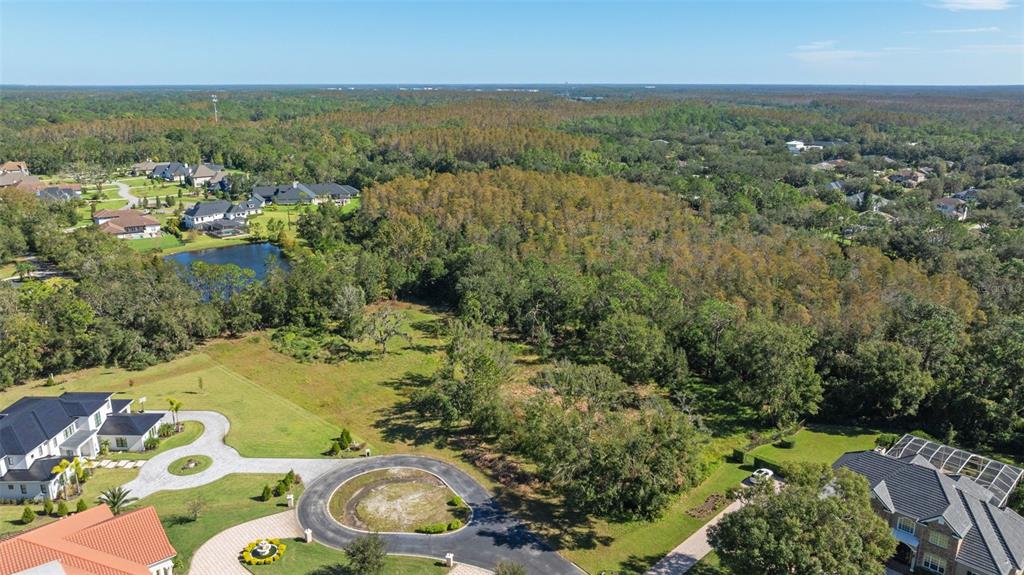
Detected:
left=260, top=485, right=272, bottom=502
left=448, top=495, right=465, bottom=507
left=752, top=456, right=784, bottom=476
left=76, top=499, right=88, bottom=512
left=731, top=448, right=751, bottom=465
left=447, top=519, right=462, bottom=531
left=144, top=436, right=160, bottom=451
left=43, top=499, right=54, bottom=516
left=416, top=522, right=449, bottom=534
left=57, top=501, right=69, bottom=517
left=875, top=433, right=899, bottom=450
left=273, top=480, right=287, bottom=497
left=327, top=441, right=342, bottom=456
left=159, top=423, right=175, bottom=438
left=21, top=506, right=35, bottom=525
left=776, top=437, right=796, bottom=449
left=338, top=429, right=353, bottom=450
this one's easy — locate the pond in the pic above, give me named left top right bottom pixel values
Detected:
left=164, top=242, right=288, bottom=281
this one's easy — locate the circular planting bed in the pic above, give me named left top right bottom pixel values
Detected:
left=168, top=455, right=213, bottom=476
left=241, top=538, right=287, bottom=566
left=328, top=468, right=469, bottom=533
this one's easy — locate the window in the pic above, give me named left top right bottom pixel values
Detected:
left=115, top=437, right=128, bottom=448
left=19, top=485, right=27, bottom=494
left=896, top=516, right=916, bottom=535
left=928, top=530, right=949, bottom=549
left=93, top=413, right=102, bottom=427
left=63, top=426, right=74, bottom=440
left=921, top=553, right=946, bottom=574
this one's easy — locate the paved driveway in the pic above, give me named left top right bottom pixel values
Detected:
left=191, top=511, right=303, bottom=575
left=298, top=455, right=583, bottom=574
left=111, top=180, right=139, bottom=207
left=644, top=500, right=743, bottom=575
left=122, top=411, right=350, bottom=499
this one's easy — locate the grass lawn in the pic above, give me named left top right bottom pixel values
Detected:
left=245, top=542, right=449, bottom=575
left=107, top=421, right=204, bottom=460
left=137, top=473, right=300, bottom=572
left=0, top=262, right=15, bottom=279
left=0, top=467, right=139, bottom=537
left=0, top=352, right=342, bottom=459
left=169, top=455, right=214, bottom=476
left=749, top=425, right=879, bottom=465
left=125, top=234, right=185, bottom=252
left=159, top=233, right=252, bottom=255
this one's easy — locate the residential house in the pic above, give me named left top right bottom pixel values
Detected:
left=148, top=162, right=225, bottom=188
left=935, top=197, right=968, bottom=221
left=182, top=197, right=263, bottom=230
left=0, top=172, right=42, bottom=190
left=130, top=160, right=160, bottom=176
left=954, top=187, right=980, bottom=202
left=1, top=160, right=29, bottom=174
left=835, top=434, right=1024, bottom=575
left=787, top=140, right=806, bottom=154
left=0, top=505, right=177, bottom=575
left=252, top=181, right=359, bottom=206
left=206, top=170, right=231, bottom=192
left=889, top=169, right=928, bottom=189
left=91, top=210, right=162, bottom=239
left=35, top=185, right=83, bottom=202
left=845, top=191, right=891, bottom=213
left=0, top=393, right=164, bottom=501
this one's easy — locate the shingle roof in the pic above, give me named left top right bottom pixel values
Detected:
left=836, top=449, right=1024, bottom=575
left=109, top=400, right=133, bottom=414
left=0, top=506, right=176, bottom=575
left=0, top=394, right=112, bottom=456
left=0, top=456, right=64, bottom=482
left=98, top=414, right=163, bottom=437
left=184, top=200, right=231, bottom=218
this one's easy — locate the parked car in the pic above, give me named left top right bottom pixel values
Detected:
left=751, top=468, right=774, bottom=483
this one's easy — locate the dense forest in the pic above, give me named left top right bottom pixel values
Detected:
left=2, top=86, right=1023, bottom=521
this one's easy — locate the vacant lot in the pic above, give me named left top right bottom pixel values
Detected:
left=330, top=468, right=463, bottom=532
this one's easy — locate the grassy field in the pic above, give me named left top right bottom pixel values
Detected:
left=136, top=473, right=301, bottom=571
left=124, top=234, right=186, bottom=252
left=0, top=467, right=139, bottom=536
left=245, top=542, right=449, bottom=575
left=749, top=426, right=879, bottom=465
left=107, top=421, right=204, bottom=460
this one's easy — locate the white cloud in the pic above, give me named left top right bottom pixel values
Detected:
left=791, top=41, right=880, bottom=63
left=943, top=43, right=1024, bottom=53
left=931, top=0, right=1015, bottom=11
left=928, top=26, right=1002, bottom=33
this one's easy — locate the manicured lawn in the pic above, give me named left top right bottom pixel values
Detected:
left=245, top=542, right=448, bottom=575
left=137, top=473, right=301, bottom=572
left=107, top=421, right=204, bottom=460
left=749, top=425, right=879, bottom=465
left=159, top=233, right=252, bottom=255
left=0, top=352, right=342, bottom=459
left=124, top=234, right=185, bottom=252
left=0, top=467, right=139, bottom=537
left=168, top=454, right=213, bottom=476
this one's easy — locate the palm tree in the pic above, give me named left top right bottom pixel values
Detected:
left=167, top=398, right=183, bottom=432
left=51, top=459, right=71, bottom=500
left=14, top=261, right=34, bottom=282
left=96, top=487, right=137, bottom=515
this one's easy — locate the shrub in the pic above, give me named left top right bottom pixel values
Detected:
left=752, top=456, right=783, bottom=476
left=57, top=501, right=69, bottom=517
left=327, top=441, right=342, bottom=456
left=495, top=562, right=528, bottom=575
left=283, top=471, right=296, bottom=489
left=416, top=522, right=449, bottom=534
left=731, top=448, right=751, bottom=464
left=776, top=437, right=796, bottom=449
left=158, top=423, right=175, bottom=438
left=76, top=499, right=88, bottom=512
left=260, top=485, right=273, bottom=502
left=448, top=495, right=464, bottom=507
left=875, top=433, right=899, bottom=450
left=144, top=436, right=160, bottom=451
left=447, top=519, right=462, bottom=530
left=273, top=480, right=287, bottom=497
left=338, top=428, right=353, bottom=449
left=43, top=499, right=54, bottom=516
left=21, top=506, right=35, bottom=525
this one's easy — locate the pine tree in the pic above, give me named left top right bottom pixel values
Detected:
left=57, top=501, right=69, bottom=517
left=76, top=499, right=88, bottom=513
left=21, top=506, right=35, bottom=525
left=43, top=499, right=54, bottom=516
left=260, top=485, right=272, bottom=502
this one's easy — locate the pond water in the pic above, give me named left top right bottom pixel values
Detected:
left=164, top=242, right=288, bottom=281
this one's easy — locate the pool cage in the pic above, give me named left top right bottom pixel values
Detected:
left=886, top=434, right=1023, bottom=508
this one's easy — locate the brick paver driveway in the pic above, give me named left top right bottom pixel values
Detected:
left=190, top=511, right=303, bottom=575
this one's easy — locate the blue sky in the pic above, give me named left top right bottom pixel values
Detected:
left=1, top=0, right=1021, bottom=85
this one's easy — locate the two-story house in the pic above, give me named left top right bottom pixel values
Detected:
left=0, top=393, right=164, bottom=501
left=836, top=435, right=1024, bottom=575
left=252, top=181, right=359, bottom=206
left=181, top=197, right=263, bottom=230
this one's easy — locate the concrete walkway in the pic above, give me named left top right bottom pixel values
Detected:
left=449, top=564, right=493, bottom=575
left=190, top=510, right=303, bottom=575
left=122, top=411, right=351, bottom=499
left=644, top=500, right=743, bottom=575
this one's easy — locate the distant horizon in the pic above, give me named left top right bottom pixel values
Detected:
left=3, top=1, right=1021, bottom=86
left=3, top=83, right=1022, bottom=89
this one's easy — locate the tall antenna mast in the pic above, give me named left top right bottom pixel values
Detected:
left=211, top=94, right=219, bottom=123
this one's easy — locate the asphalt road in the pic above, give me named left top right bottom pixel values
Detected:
left=297, top=455, right=584, bottom=574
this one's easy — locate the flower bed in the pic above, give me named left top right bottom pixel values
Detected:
left=240, top=538, right=287, bottom=566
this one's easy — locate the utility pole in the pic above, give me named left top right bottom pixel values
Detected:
left=211, top=94, right=219, bottom=123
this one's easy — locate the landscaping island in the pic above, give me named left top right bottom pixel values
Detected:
left=329, top=468, right=468, bottom=533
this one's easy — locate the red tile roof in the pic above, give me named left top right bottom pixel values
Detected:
left=0, top=506, right=176, bottom=575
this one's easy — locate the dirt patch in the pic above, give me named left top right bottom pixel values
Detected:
left=329, top=468, right=467, bottom=532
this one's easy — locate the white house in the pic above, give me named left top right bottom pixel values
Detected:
left=0, top=393, right=164, bottom=501
left=92, top=209, right=162, bottom=239
left=182, top=197, right=263, bottom=230
left=786, top=140, right=805, bottom=154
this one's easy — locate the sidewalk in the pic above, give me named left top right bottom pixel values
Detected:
left=644, top=500, right=743, bottom=575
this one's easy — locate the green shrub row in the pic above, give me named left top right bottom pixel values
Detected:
left=415, top=519, right=463, bottom=534
left=240, top=539, right=287, bottom=565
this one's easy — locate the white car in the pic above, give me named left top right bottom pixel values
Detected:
left=751, top=468, right=774, bottom=483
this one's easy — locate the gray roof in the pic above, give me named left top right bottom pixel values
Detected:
left=306, top=183, right=360, bottom=199
left=836, top=449, right=1024, bottom=575
left=98, top=413, right=163, bottom=436
left=35, top=186, right=81, bottom=202
left=110, top=399, right=133, bottom=414
left=253, top=182, right=357, bottom=204
left=0, top=393, right=112, bottom=456
left=0, top=456, right=64, bottom=482
left=184, top=200, right=232, bottom=218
